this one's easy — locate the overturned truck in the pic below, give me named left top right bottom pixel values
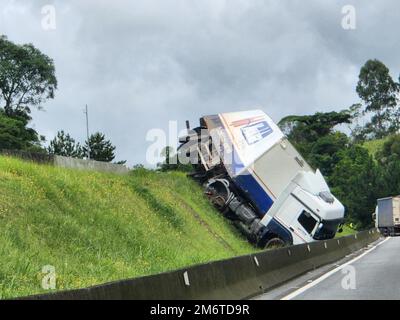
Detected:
left=179, top=110, right=345, bottom=249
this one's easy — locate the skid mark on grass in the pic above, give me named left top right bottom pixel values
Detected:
left=130, top=184, right=183, bottom=229
left=173, top=193, right=236, bottom=253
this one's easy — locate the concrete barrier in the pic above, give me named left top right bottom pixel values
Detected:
left=1, top=149, right=54, bottom=164
left=22, top=229, right=380, bottom=300
left=1, top=150, right=129, bottom=175
left=54, top=156, right=129, bottom=175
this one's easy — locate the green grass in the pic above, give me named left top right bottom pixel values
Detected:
left=335, top=224, right=357, bottom=238
left=0, top=156, right=257, bottom=299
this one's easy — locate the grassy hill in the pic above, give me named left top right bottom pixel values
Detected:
left=0, top=156, right=257, bottom=299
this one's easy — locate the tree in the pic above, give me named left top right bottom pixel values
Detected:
left=356, top=59, right=399, bottom=138
left=47, top=130, right=84, bottom=158
left=278, top=110, right=352, bottom=161
left=375, top=135, right=400, bottom=197
left=376, top=135, right=400, bottom=165
left=158, top=145, right=192, bottom=172
left=0, top=35, right=57, bottom=118
left=307, top=132, right=349, bottom=177
left=279, top=111, right=352, bottom=138
left=330, top=145, right=383, bottom=229
left=0, top=109, right=43, bottom=151
left=83, top=132, right=116, bottom=162
left=347, top=103, right=367, bottom=142
left=158, top=146, right=174, bottom=170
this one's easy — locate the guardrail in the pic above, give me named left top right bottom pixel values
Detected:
left=22, top=229, right=380, bottom=300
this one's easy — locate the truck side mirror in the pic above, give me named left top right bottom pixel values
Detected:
left=338, top=227, right=343, bottom=233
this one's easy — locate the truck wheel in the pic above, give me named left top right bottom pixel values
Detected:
left=265, top=238, right=286, bottom=250
left=205, top=179, right=230, bottom=211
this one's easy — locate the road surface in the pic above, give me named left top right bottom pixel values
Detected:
left=255, top=236, right=400, bottom=300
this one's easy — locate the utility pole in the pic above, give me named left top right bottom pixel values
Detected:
left=84, top=104, right=90, bottom=159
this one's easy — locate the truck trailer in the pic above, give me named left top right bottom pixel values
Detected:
left=375, top=197, right=400, bottom=236
left=179, top=110, right=345, bottom=249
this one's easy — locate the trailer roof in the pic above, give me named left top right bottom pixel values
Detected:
left=378, top=196, right=400, bottom=201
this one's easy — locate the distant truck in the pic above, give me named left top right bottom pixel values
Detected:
left=374, top=197, right=400, bottom=236
left=179, top=110, right=345, bottom=249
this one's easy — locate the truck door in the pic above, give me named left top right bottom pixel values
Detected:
left=274, top=195, right=316, bottom=244
left=377, top=198, right=394, bottom=228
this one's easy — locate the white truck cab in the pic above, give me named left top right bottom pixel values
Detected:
left=262, top=170, right=345, bottom=245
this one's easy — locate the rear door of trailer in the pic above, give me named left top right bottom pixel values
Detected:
left=377, top=198, right=394, bottom=228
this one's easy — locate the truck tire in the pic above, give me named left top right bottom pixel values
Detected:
left=265, top=237, right=286, bottom=250
left=204, top=179, right=233, bottom=217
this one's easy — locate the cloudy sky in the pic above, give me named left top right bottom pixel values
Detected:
left=1, top=0, right=399, bottom=166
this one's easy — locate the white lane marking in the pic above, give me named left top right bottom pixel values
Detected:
left=280, top=237, right=391, bottom=300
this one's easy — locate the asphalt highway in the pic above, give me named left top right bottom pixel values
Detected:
left=255, top=236, right=399, bottom=300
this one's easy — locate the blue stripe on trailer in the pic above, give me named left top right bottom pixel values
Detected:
left=233, top=171, right=274, bottom=215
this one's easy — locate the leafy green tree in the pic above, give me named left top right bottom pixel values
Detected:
left=279, top=111, right=352, bottom=139
left=329, top=145, right=383, bottom=228
left=133, top=164, right=145, bottom=170
left=0, top=35, right=57, bottom=118
left=375, top=135, right=400, bottom=196
left=307, top=132, right=349, bottom=177
left=347, top=103, right=368, bottom=142
left=356, top=59, right=399, bottom=138
left=379, top=160, right=400, bottom=199
left=278, top=110, right=352, bottom=163
left=47, top=130, right=84, bottom=158
left=83, top=132, right=116, bottom=162
left=0, top=109, right=43, bottom=151
left=158, top=146, right=174, bottom=170
left=376, top=135, right=400, bottom=165
left=158, top=146, right=192, bottom=172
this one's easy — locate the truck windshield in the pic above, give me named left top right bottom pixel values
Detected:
left=313, top=219, right=342, bottom=240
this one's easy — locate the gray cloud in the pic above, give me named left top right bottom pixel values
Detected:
left=1, top=0, right=400, bottom=165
